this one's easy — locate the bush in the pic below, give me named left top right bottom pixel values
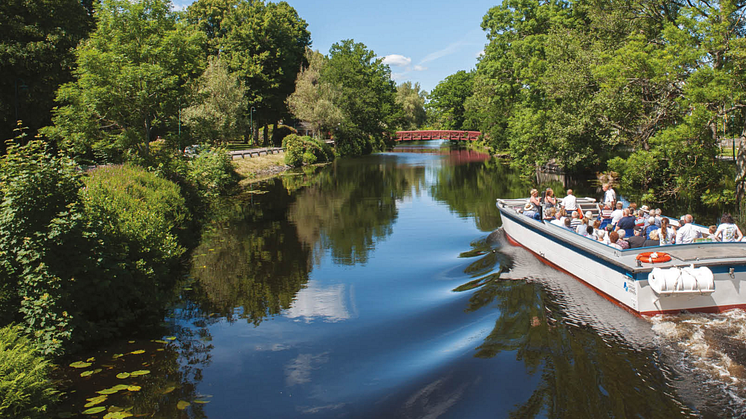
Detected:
left=271, top=124, right=297, bottom=147
left=282, top=134, right=335, bottom=167
left=0, top=325, right=57, bottom=418
left=186, top=147, right=238, bottom=199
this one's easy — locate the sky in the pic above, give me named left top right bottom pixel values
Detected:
left=171, top=0, right=499, bottom=93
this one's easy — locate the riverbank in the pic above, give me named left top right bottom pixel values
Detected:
left=232, top=154, right=290, bottom=186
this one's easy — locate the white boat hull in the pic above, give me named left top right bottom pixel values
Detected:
left=498, top=200, right=746, bottom=315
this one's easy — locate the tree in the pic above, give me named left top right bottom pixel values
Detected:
left=183, top=56, right=248, bottom=145
left=43, top=0, right=205, bottom=163
left=427, top=70, right=474, bottom=130
left=395, top=81, right=427, bottom=130
left=322, top=39, right=399, bottom=156
left=287, top=48, right=344, bottom=138
left=0, top=0, right=92, bottom=146
left=185, top=0, right=239, bottom=56
left=219, top=0, right=311, bottom=145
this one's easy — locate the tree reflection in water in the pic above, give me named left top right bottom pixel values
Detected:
left=454, top=239, right=697, bottom=418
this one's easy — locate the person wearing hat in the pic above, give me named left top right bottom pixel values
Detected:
left=627, top=226, right=647, bottom=248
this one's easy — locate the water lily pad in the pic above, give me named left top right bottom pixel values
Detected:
left=112, top=354, right=124, bottom=359
left=111, top=384, right=129, bottom=391
left=176, top=401, right=190, bottom=410
left=162, top=385, right=176, bottom=394
left=130, top=370, right=150, bottom=377
left=156, top=348, right=164, bottom=352
left=165, top=336, right=176, bottom=341
left=82, top=406, right=106, bottom=415
left=130, top=350, right=145, bottom=355
left=80, top=370, right=95, bottom=377
left=97, top=388, right=120, bottom=395
left=128, top=340, right=135, bottom=344
left=193, top=400, right=210, bottom=404
left=153, top=340, right=167, bottom=344
left=126, top=385, right=141, bottom=392
left=69, top=361, right=92, bottom=369
left=86, top=357, right=96, bottom=362
left=116, top=372, right=130, bottom=379
left=84, top=395, right=107, bottom=407
left=103, top=412, right=133, bottom=419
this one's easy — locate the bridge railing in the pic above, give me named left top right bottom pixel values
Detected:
left=394, top=130, right=481, bottom=141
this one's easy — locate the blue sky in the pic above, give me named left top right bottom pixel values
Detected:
left=172, top=0, right=498, bottom=93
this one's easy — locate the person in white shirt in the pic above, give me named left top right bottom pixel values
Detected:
left=562, top=189, right=578, bottom=212
left=602, top=183, right=616, bottom=208
left=675, top=214, right=702, bottom=244
left=609, top=202, right=624, bottom=226
left=715, top=213, right=744, bottom=242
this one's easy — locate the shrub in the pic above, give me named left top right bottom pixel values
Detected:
left=271, top=124, right=297, bottom=146
left=186, top=147, right=238, bottom=199
left=0, top=325, right=57, bottom=418
left=282, top=134, right=335, bottom=167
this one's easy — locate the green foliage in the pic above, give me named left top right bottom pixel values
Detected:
left=0, top=325, right=57, bottom=419
left=287, top=48, right=344, bottom=138
left=185, top=147, right=238, bottom=198
left=218, top=0, right=311, bottom=140
left=282, top=134, right=334, bottom=167
left=44, top=0, right=206, bottom=163
left=0, top=0, right=92, bottom=146
left=395, top=81, right=427, bottom=130
left=323, top=39, right=399, bottom=156
left=271, top=124, right=296, bottom=147
left=427, top=71, right=474, bottom=130
left=0, top=139, right=83, bottom=354
left=183, top=56, right=248, bottom=145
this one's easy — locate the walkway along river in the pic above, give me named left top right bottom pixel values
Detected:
left=58, top=142, right=746, bottom=418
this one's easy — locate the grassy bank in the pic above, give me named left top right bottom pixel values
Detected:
left=232, top=154, right=290, bottom=186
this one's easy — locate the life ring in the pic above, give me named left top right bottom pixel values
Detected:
left=636, top=251, right=671, bottom=263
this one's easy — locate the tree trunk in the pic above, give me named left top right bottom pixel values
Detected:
left=263, top=124, right=269, bottom=147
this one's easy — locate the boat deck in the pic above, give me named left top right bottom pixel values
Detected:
left=497, top=198, right=746, bottom=274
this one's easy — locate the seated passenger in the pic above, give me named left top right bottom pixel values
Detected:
left=608, top=231, right=623, bottom=250
left=708, top=225, right=718, bottom=241
left=610, top=202, right=624, bottom=226
left=570, top=211, right=582, bottom=229
left=562, top=189, right=578, bottom=212
left=659, top=217, right=675, bottom=245
left=675, top=214, right=702, bottom=244
left=627, top=226, right=646, bottom=249
left=617, top=230, right=630, bottom=249
left=715, top=213, right=744, bottom=242
left=544, top=188, right=557, bottom=210
left=523, top=203, right=537, bottom=219
left=615, top=209, right=636, bottom=238
left=653, top=209, right=663, bottom=227
left=524, top=189, right=542, bottom=220
left=543, top=207, right=556, bottom=221
left=563, top=217, right=574, bottom=231
left=644, top=217, right=659, bottom=240
left=600, top=203, right=613, bottom=219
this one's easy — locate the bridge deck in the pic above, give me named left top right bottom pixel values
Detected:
left=395, top=130, right=481, bottom=141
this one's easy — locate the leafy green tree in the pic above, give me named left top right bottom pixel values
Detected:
left=322, top=39, right=399, bottom=156
left=395, top=81, right=427, bottom=130
left=219, top=0, right=311, bottom=145
left=185, top=0, right=239, bottom=55
left=0, top=0, right=92, bottom=146
left=287, top=48, right=344, bottom=138
left=44, top=0, right=206, bottom=163
left=183, top=56, right=248, bottom=145
left=427, top=70, right=474, bottom=130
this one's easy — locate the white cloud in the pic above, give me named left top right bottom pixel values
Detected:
left=476, top=50, right=485, bottom=58
left=382, top=54, right=412, bottom=67
left=391, top=72, right=408, bottom=81
left=420, top=41, right=465, bottom=64
left=412, top=65, right=427, bottom=71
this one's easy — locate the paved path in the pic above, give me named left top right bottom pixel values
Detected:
left=229, top=147, right=284, bottom=160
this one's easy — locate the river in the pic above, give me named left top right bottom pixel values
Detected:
left=59, top=142, right=746, bottom=418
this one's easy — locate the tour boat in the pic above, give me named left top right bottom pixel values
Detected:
left=496, top=197, right=746, bottom=315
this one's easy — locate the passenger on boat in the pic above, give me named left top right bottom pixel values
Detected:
left=602, top=183, right=616, bottom=207
left=525, top=189, right=541, bottom=220
left=627, top=226, right=647, bottom=249
left=608, top=231, right=623, bottom=250
left=658, top=217, right=675, bottom=245
left=562, top=189, right=578, bottom=212
left=615, top=209, right=636, bottom=238
left=596, top=228, right=610, bottom=244
left=715, top=213, right=744, bottom=242
left=563, top=217, right=574, bottom=231
left=544, top=188, right=557, bottom=210
left=644, top=217, right=659, bottom=240
left=550, top=208, right=567, bottom=227
left=585, top=225, right=594, bottom=238
left=543, top=207, right=556, bottom=221
left=576, top=214, right=590, bottom=235
left=675, top=214, right=702, bottom=244
left=609, top=202, right=624, bottom=226
left=617, top=230, right=630, bottom=249
left=708, top=225, right=718, bottom=241
left=653, top=209, right=663, bottom=227
left=570, top=210, right=582, bottom=229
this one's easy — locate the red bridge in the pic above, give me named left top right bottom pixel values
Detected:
left=395, top=130, right=481, bottom=142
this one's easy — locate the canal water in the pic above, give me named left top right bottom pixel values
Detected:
left=59, top=142, right=746, bottom=418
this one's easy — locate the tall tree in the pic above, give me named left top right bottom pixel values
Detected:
left=0, top=0, right=92, bottom=146
left=395, top=81, right=427, bottom=130
left=427, top=70, right=474, bottom=130
left=287, top=48, right=343, bottom=138
left=322, top=39, right=399, bottom=156
left=44, top=0, right=206, bottom=163
left=182, top=56, right=248, bottom=145
left=219, top=0, right=311, bottom=145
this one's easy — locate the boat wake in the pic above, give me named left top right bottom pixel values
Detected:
left=651, top=310, right=746, bottom=418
